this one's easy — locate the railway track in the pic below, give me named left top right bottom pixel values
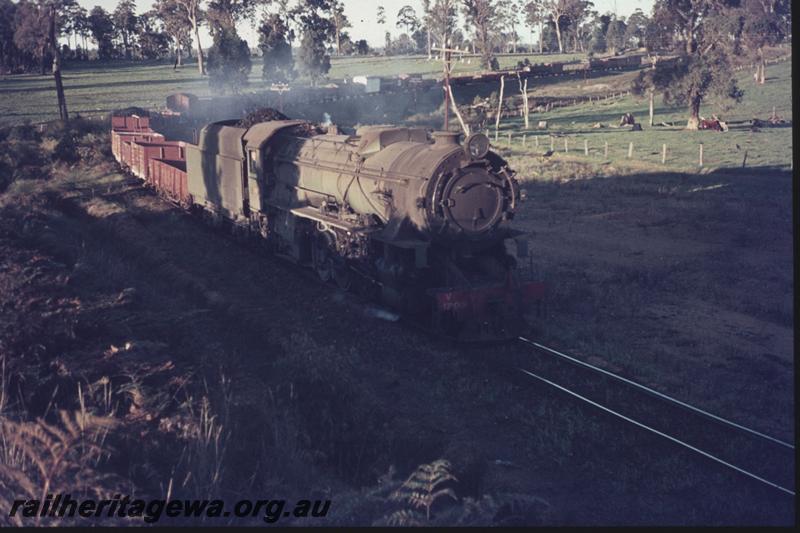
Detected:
left=514, top=336, right=795, bottom=497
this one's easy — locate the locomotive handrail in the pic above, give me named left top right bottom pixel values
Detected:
left=273, top=155, right=413, bottom=184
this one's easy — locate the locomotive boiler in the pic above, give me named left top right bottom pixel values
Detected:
left=115, top=113, right=544, bottom=341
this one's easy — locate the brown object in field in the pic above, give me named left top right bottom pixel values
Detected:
left=538, top=120, right=548, bottom=129
left=631, top=123, right=642, bottom=131
left=166, top=93, right=198, bottom=113
left=768, top=106, right=785, bottom=125
left=698, top=117, right=724, bottom=132
left=591, top=122, right=605, bottom=128
left=619, top=113, right=636, bottom=127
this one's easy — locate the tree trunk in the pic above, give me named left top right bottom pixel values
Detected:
left=554, top=18, right=563, bottom=53
left=427, top=29, right=432, bottom=58
left=648, top=89, right=654, bottom=126
left=336, top=26, right=341, bottom=55
left=685, top=20, right=695, bottom=55
left=539, top=22, right=543, bottom=54
left=686, top=96, right=701, bottom=130
left=48, top=7, right=68, bottom=123
left=174, top=45, right=182, bottom=69
left=757, top=47, right=766, bottom=84
left=192, top=17, right=205, bottom=74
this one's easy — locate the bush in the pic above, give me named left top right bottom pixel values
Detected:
left=52, top=132, right=79, bottom=163
left=6, top=123, right=40, bottom=143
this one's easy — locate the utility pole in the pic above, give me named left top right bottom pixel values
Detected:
left=433, top=44, right=468, bottom=131
left=444, top=44, right=451, bottom=130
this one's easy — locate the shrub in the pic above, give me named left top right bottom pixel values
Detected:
left=207, top=28, right=252, bottom=95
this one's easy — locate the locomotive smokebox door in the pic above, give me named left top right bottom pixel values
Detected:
left=441, top=169, right=505, bottom=235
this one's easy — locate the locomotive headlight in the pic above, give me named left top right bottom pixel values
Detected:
left=464, top=133, right=491, bottom=160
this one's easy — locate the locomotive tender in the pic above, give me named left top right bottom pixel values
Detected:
left=112, top=112, right=544, bottom=341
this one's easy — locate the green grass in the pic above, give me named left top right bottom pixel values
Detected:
left=0, top=52, right=581, bottom=126
left=492, top=58, right=793, bottom=172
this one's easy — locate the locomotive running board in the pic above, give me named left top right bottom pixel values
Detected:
left=289, top=206, right=379, bottom=234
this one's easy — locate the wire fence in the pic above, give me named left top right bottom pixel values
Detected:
left=487, top=129, right=793, bottom=171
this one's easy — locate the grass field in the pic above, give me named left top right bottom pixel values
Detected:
left=0, top=52, right=580, bottom=126
left=492, top=58, right=793, bottom=172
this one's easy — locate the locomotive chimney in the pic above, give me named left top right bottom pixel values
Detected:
left=432, top=131, right=460, bottom=147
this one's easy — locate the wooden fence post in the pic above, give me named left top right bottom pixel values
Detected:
left=662, top=143, right=667, bottom=164
left=584, top=139, right=588, bottom=155
left=550, top=136, right=554, bottom=151
left=507, top=132, right=512, bottom=145
left=495, top=75, right=505, bottom=142
left=699, top=143, right=704, bottom=167
left=534, top=135, right=539, bottom=147
left=741, top=150, right=748, bottom=168
left=564, top=138, right=568, bottom=153
left=627, top=142, right=633, bottom=158
left=522, top=133, right=527, bottom=146
left=604, top=141, right=608, bottom=158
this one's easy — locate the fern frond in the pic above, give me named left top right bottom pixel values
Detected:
left=385, top=509, right=425, bottom=527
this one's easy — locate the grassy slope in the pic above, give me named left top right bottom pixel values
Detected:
left=0, top=52, right=580, bottom=126
left=492, top=58, right=792, bottom=171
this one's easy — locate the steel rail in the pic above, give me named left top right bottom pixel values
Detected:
left=519, top=337, right=794, bottom=450
left=519, top=368, right=795, bottom=497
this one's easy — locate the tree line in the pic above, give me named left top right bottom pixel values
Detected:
left=0, top=0, right=792, bottom=128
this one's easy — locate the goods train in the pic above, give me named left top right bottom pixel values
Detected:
left=111, top=112, right=545, bottom=341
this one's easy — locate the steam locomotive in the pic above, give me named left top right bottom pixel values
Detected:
left=111, top=112, right=544, bottom=341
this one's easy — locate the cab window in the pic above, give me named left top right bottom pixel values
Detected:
left=248, top=149, right=258, bottom=175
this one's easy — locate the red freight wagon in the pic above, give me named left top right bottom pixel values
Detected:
left=130, top=140, right=186, bottom=180
left=112, top=131, right=165, bottom=166
left=148, top=158, right=190, bottom=206
left=111, top=115, right=151, bottom=132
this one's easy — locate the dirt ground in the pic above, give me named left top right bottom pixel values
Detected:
left=0, top=146, right=793, bottom=524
